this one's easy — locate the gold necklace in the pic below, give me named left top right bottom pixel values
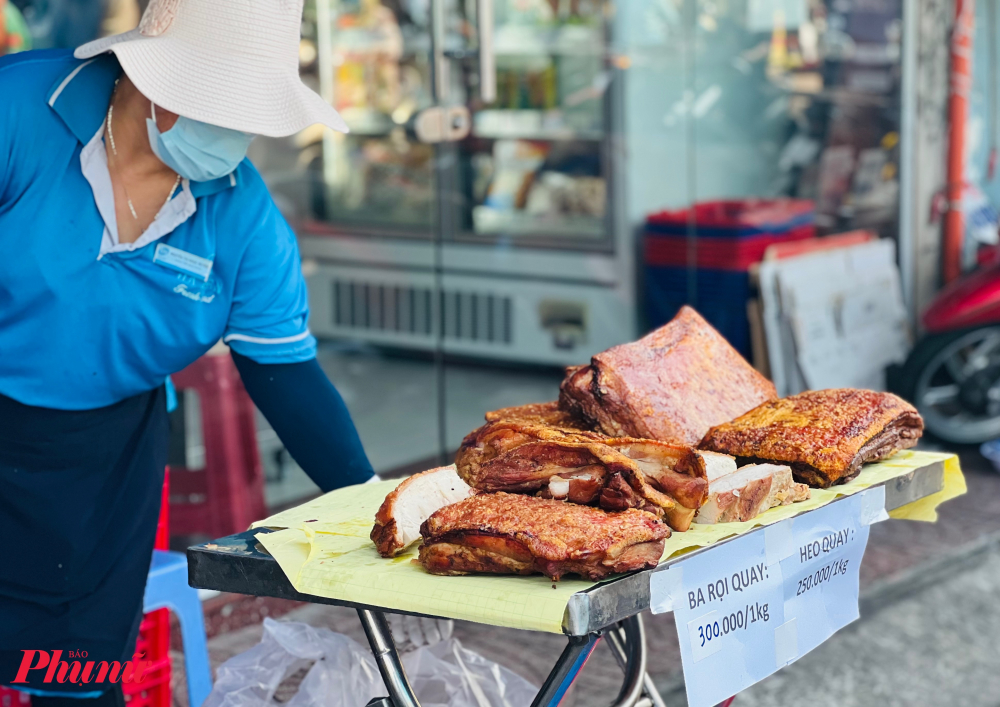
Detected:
left=105, top=81, right=181, bottom=225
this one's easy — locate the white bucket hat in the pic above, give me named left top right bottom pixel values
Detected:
left=75, top=0, right=348, bottom=138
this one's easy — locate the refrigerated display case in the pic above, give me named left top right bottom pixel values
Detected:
left=248, top=0, right=910, bottom=491
left=255, top=0, right=634, bottom=367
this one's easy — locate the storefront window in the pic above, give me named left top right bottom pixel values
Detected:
left=247, top=0, right=906, bottom=505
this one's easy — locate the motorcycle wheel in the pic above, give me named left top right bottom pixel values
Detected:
left=896, top=325, right=1000, bottom=444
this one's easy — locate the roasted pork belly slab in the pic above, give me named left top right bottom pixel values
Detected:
left=604, top=440, right=708, bottom=510
left=455, top=402, right=606, bottom=490
left=418, top=493, right=669, bottom=580
left=457, top=407, right=707, bottom=530
left=559, top=306, right=777, bottom=445
left=700, top=389, right=924, bottom=488
left=371, top=466, right=473, bottom=557
left=456, top=402, right=606, bottom=493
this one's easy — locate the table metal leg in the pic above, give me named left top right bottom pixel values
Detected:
left=606, top=617, right=667, bottom=707
left=605, top=615, right=649, bottom=707
left=357, top=609, right=654, bottom=707
left=529, top=632, right=602, bottom=707
left=358, top=608, right=422, bottom=707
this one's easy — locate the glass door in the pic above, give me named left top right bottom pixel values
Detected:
left=445, top=0, right=614, bottom=249
left=618, top=0, right=905, bottom=367
left=688, top=0, right=903, bottom=235
left=248, top=0, right=456, bottom=501
left=256, top=0, right=439, bottom=239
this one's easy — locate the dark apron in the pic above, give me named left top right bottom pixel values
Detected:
left=0, top=387, right=168, bottom=690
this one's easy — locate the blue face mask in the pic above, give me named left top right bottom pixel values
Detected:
left=146, top=103, right=255, bottom=182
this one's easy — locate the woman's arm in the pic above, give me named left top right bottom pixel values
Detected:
left=232, top=352, right=374, bottom=491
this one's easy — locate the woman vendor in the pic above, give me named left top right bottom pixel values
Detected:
left=0, top=0, right=380, bottom=701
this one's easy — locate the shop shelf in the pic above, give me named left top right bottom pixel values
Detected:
left=472, top=207, right=605, bottom=238
left=473, top=110, right=603, bottom=141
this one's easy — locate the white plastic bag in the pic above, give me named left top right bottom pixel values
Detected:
left=204, top=618, right=538, bottom=707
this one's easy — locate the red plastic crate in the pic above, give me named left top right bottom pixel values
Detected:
left=644, top=224, right=815, bottom=270
left=169, top=354, right=266, bottom=539
left=0, top=687, right=31, bottom=707
left=124, top=472, right=172, bottom=707
left=123, top=611, right=171, bottom=707
left=646, top=198, right=815, bottom=236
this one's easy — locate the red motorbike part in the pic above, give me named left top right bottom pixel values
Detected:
left=923, top=260, right=1000, bottom=333
left=944, top=0, right=976, bottom=283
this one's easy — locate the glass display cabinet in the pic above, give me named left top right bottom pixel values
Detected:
left=255, top=0, right=633, bottom=368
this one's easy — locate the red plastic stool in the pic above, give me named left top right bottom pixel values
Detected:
left=124, top=472, right=173, bottom=707
left=169, top=352, right=267, bottom=538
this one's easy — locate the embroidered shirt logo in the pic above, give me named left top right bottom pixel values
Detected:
left=173, top=283, right=215, bottom=303
left=171, top=273, right=220, bottom=304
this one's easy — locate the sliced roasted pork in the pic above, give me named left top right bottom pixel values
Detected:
left=371, top=466, right=473, bottom=557
left=678, top=449, right=739, bottom=482
left=459, top=413, right=706, bottom=530
left=559, top=306, right=777, bottom=445
left=700, top=389, right=924, bottom=488
left=418, top=493, right=669, bottom=580
left=694, top=463, right=809, bottom=524
left=455, top=402, right=606, bottom=491
left=457, top=401, right=710, bottom=531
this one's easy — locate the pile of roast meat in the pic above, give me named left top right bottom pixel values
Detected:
left=369, top=306, right=925, bottom=581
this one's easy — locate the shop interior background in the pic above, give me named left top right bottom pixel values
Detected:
left=2, top=0, right=991, bottom=516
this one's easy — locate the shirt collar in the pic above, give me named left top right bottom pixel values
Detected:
left=47, top=55, right=239, bottom=197
left=47, top=54, right=120, bottom=145
left=190, top=169, right=241, bottom=197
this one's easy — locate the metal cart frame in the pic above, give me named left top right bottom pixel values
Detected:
left=187, top=459, right=945, bottom=707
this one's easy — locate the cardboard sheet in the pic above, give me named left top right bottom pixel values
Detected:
left=255, top=450, right=962, bottom=634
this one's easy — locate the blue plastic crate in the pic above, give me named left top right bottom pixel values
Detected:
left=644, top=266, right=752, bottom=358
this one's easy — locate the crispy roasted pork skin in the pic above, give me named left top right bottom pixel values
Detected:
left=559, top=306, right=777, bottom=445
left=457, top=412, right=706, bottom=530
left=455, top=403, right=606, bottom=490
left=700, top=389, right=924, bottom=488
left=418, top=493, right=669, bottom=580
left=483, top=401, right=593, bottom=430
left=371, top=466, right=473, bottom=557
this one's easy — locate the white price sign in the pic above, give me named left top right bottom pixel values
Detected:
left=649, top=486, right=887, bottom=707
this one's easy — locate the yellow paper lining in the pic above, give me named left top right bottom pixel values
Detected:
left=887, top=453, right=966, bottom=521
left=255, top=450, right=962, bottom=634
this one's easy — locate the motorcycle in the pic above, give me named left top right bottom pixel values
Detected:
left=895, top=256, right=1000, bottom=443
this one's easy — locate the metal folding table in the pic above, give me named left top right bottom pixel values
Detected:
left=187, top=458, right=946, bottom=707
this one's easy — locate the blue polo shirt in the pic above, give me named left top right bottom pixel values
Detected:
left=0, top=49, right=318, bottom=410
